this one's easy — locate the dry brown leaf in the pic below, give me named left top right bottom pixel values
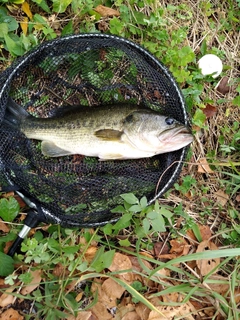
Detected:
left=214, top=190, right=229, bottom=206
left=109, top=252, right=133, bottom=282
left=153, top=242, right=169, bottom=257
left=84, top=246, right=98, bottom=262
left=234, top=288, right=240, bottom=304
left=196, top=240, right=220, bottom=276
left=75, top=291, right=84, bottom=302
left=177, top=302, right=196, bottom=319
left=0, top=307, right=24, bottom=320
left=20, top=269, right=42, bottom=295
left=158, top=238, right=191, bottom=261
left=122, top=311, right=141, bottom=320
left=206, top=275, right=229, bottom=295
left=202, top=104, right=217, bottom=119
left=170, top=238, right=190, bottom=254
left=90, top=301, right=114, bottom=320
left=94, top=5, right=120, bottom=17
left=198, top=157, right=214, bottom=173
left=0, top=219, right=10, bottom=232
left=216, top=76, right=230, bottom=95
left=198, top=224, right=212, bottom=241
left=68, top=311, right=95, bottom=320
left=235, top=194, right=240, bottom=202
left=147, top=305, right=182, bottom=320
left=52, top=263, right=65, bottom=277
left=91, top=279, right=117, bottom=309
left=135, top=302, right=151, bottom=320
left=109, top=252, right=132, bottom=272
left=0, top=287, right=15, bottom=307
left=162, top=292, right=183, bottom=303
left=102, top=278, right=126, bottom=301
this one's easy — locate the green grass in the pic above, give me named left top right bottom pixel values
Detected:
left=0, top=0, right=239, bottom=319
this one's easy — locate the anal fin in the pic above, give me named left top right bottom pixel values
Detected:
left=41, top=141, right=73, bottom=157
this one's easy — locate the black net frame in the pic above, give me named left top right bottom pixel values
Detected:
left=0, top=33, right=190, bottom=228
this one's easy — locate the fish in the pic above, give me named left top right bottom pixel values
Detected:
left=4, top=98, right=193, bottom=160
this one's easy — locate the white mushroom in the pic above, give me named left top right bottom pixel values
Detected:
left=198, top=54, right=223, bottom=78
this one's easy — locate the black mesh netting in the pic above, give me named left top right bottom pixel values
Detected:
left=0, top=34, right=190, bottom=227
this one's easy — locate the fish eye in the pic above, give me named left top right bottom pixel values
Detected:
left=165, top=117, right=175, bottom=125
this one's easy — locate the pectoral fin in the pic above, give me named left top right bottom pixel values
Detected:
left=41, top=141, right=72, bottom=157
left=94, top=129, right=123, bottom=141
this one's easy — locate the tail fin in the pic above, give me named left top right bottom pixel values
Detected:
left=4, top=97, right=29, bottom=127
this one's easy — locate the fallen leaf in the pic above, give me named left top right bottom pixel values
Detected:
left=75, top=291, right=84, bottom=302
left=22, top=1, right=33, bottom=19
left=199, top=224, right=212, bottom=241
left=0, top=219, right=10, bottom=232
left=108, top=252, right=133, bottom=282
left=84, top=246, right=98, bottom=262
left=91, top=279, right=116, bottom=309
left=234, top=288, right=240, bottom=304
left=20, top=15, right=29, bottom=36
left=162, top=292, right=183, bottom=303
left=90, top=301, right=114, bottom=320
left=68, top=311, right=95, bottom=320
left=169, top=238, right=191, bottom=256
left=94, top=5, right=120, bottom=17
left=102, top=278, right=126, bottom=302
left=52, top=263, right=65, bottom=277
left=207, top=275, right=229, bottom=295
left=202, top=104, right=217, bottom=118
left=147, top=305, right=182, bottom=320
left=196, top=240, right=220, bottom=275
left=214, top=190, right=229, bottom=206
left=154, top=242, right=169, bottom=257
left=135, top=302, right=151, bottom=320
left=0, top=307, right=24, bottom=320
left=0, top=287, right=15, bottom=307
left=216, top=76, right=230, bottom=95
left=122, top=311, right=141, bottom=320
left=197, top=157, right=214, bottom=173
left=20, top=269, right=42, bottom=295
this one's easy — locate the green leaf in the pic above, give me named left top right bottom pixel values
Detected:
left=52, top=0, right=73, bottom=13
left=128, top=204, right=142, bottom=212
left=0, top=23, right=8, bottom=37
left=91, top=249, right=115, bottom=272
left=121, top=193, right=139, bottom=205
left=109, top=16, right=124, bottom=35
left=0, top=197, right=20, bottom=222
left=4, top=34, right=25, bottom=56
left=140, top=196, right=148, bottom=208
left=113, top=213, right=132, bottom=230
left=193, top=108, right=206, bottom=128
left=152, top=214, right=166, bottom=233
left=142, top=218, right=150, bottom=234
left=32, top=0, right=51, bottom=13
left=61, top=20, right=73, bottom=36
left=62, top=245, right=80, bottom=254
left=232, top=95, right=240, bottom=107
left=0, top=15, right=18, bottom=32
left=118, top=238, right=131, bottom=247
left=0, top=252, right=14, bottom=276
left=159, top=207, right=173, bottom=219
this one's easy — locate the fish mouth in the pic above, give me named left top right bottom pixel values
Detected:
left=160, top=125, right=193, bottom=142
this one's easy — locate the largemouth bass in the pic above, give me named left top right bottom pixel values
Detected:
left=4, top=99, right=193, bottom=160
